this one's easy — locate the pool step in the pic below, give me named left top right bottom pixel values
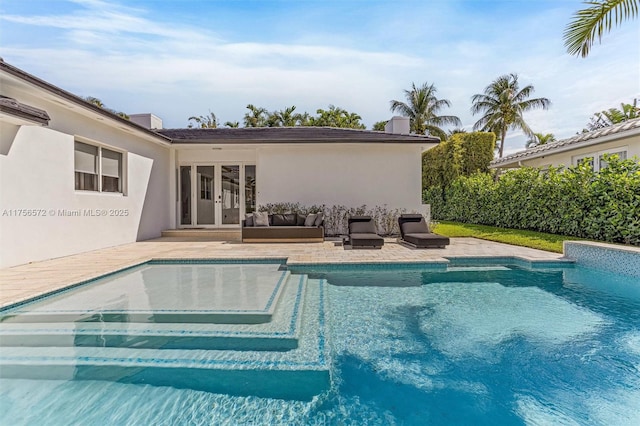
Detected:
left=1, top=265, right=290, bottom=325
left=0, top=275, right=306, bottom=351
left=0, top=278, right=330, bottom=401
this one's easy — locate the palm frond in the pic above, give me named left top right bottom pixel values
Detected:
left=564, top=0, right=638, bottom=57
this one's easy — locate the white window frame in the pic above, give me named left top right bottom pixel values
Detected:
left=572, top=146, right=628, bottom=172
left=74, top=138, right=127, bottom=195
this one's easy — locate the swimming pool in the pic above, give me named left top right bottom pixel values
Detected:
left=1, top=259, right=639, bottom=424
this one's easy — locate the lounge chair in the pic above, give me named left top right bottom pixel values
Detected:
left=346, top=216, right=384, bottom=249
left=398, top=214, right=449, bottom=248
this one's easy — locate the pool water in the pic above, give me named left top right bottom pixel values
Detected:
left=1, top=262, right=639, bottom=425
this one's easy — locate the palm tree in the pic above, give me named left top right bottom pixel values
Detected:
left=84, top=96, right=129, bottom=119
left=585, top=98, right=640, bottom=130
left=372, top=121, right=387, bottom=131
left=311, top=105, right=366, bottom=129
left=341, top=112, right=366, bottom=129
left=243, top=104, right=268, bottom=127
left=84, top=96, right=105, bottom=108
left=564, top=0, right=638, bottom=57
left=447, top=128, right=467, bottom=138
left=390, top=82, right=461, bottom=140
left=188, top=111, right=218, bottom=128
left=296, top=112, right=313, bottom=126
left=270, top=106, right=300, bottom=127
left=471, top=73, right=551, bottom=158
left=525, top=132, right=556, bottom=148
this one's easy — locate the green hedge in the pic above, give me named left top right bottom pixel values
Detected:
left=422, top=132, right=496, bottom=190
left=424, top=156, right=640, bottom=245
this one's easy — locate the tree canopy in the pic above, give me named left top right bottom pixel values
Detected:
left=84, top=96, right=129, bottom=119
left=584, top=98, right=640, bottom=131
left=200, top=104, right=369, bottom=129
left=372, top=121, right=387, bottom=131
left=471, top=73, right=550, bottom=158
left=188, top=111, right=218, bottom=128
left=390, top=82, right=461, bottom=140
left=525, top=133, right=556, bottom=148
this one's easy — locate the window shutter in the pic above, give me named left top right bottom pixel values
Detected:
left=102, top=149, right=122, bottom=178
left=74, top=142, right=98, bottom=174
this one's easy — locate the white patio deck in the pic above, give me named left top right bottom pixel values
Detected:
left=0, top=237, right=565, bottom=309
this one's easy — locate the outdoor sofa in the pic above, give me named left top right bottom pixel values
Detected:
left=397, top=214, right=450, bottom=248
left=344, top=216, right=384, bottom=249
left=242, top=212, right=324, bottom=243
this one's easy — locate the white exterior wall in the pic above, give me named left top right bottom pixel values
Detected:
left=177, top=148, right=256, bottom=164
left=520, top=135, right=639, bottom=169
left=0, top=89, right=171, bottom=268
left=256, top=144, right=424, bottom=212
left=500, top=136, right=640, bottom=168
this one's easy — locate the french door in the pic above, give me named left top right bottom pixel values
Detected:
left=179, top=164, right=256, bottom=227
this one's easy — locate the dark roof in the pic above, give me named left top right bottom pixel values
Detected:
left=491, top=118, right=640, bottom=167
left=0, top=95, right=50, bottom=125
left=158, top=127, right=440, bottom=144
left=0, top=60, right=170, bottom=143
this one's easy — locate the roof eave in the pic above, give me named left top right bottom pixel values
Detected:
left=0, top=108, right=50, bottom=126
left=169, top=139, right=438, bottom=145
left=0, top=60, right=171, bottom=145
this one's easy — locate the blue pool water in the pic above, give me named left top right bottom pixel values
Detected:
left=1, top=261, right=639, bottom=425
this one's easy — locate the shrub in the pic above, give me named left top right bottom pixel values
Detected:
left=258, top=203, right=409, bottom=236
left=422, top=132, right=495, bottom=191
left=424, top=155, right=640, bottom=245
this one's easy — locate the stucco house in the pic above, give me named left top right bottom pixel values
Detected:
left=490, top=118, right=640, bottom=171
left=0, top=60, right=439, bottom=268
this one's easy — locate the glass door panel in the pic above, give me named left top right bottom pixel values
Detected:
left=196, top=166, right=215, bottom=225
left=245, top=165, right=256, bottom=215
left=221, top=165, right=240, bottom=225
left=179, top=166, right=191, bottom=225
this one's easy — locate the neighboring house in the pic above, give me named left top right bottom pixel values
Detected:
left=0, top=60, right=439, bottom=268
left=490, top=118, right=640, bottom=171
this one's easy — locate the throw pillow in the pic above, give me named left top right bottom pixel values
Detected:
left=304, top=213, right=317, bottom=227
left=296, top=213, right=306, bottom=226
left=253, top=211, right=269, bottom=227
left=314, top=212, right=324, bottom=226
left=284, top=213, right=297, bottom=225
left=272, top=214, right=286, bottom=226
left=349, top=220, right=376, bottom=234
left=401, top=220, right=428, bottom=235
left=244, top=213, right=254, bottom=227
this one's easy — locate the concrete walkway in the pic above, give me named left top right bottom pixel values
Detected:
left=0, top=237, right=564, bottom=309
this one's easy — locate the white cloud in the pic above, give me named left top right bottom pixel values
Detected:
left=1, top=0, right=638, bottom=135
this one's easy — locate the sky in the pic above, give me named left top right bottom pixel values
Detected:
left=1, top=0, right=638, bottom=156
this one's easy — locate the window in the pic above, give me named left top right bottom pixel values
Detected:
left=599, top=150, right=626, bottom=171
left=102, top=148, right=122, bottom=192
left=74, top=141, right=124, bottom=193
left=200, top=175, right=212, bottom=200
left=576, top=156, right=594, bottom=171
left=573, top=148, right=627, bottom=172
left=74, top=142, right=98, bottom=191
